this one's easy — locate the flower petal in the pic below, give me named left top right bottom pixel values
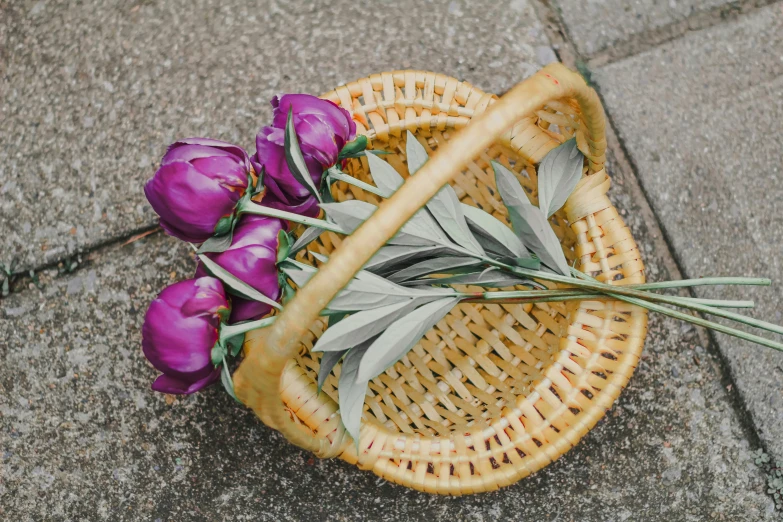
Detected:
left=151, top=368, right=221, bottom=395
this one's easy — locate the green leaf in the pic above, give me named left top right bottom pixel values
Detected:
left=197, top=231, right=235, bottom=254
left=537, top=138, right=584, bottom=218
left=356, top=297, right=460, bottom=382
left=285, top=107, right=322, bottom=203
left=197, top=252, right=283, bottom=310
left=282, top=258, right=452, bottom=311
left=388, top=257, right=480, bottom=283
left=400, top=133, right=484, bottom=254
left=406, top=270, right=540, bottom=289
left=276, top=230, right=292, bottom=264
left=337, top=339, right=375, bottom=448
left=289, top=226, right=324, bottom=256
left=211, top=342, right=228, bottom=367
left=364, top=245, right=447, bottom=275
left=425, top=185, right=486, bottom=255
left=320, top=200, right=444, bottom=247
left=405, top=130, right=428, bottom=175
left=364, top=153, right=451, bottom=245
left=461, top=203, right=528, bottom=259
left=220, top=361, right=239, bottom=402
left=225, top=333, right=245, bottom=358
left=317, top=349, right=347, bottom=393
left=338, top=135, right=368, bottom=161
left=364, top=152, right=402, bottom=197
left=492, top=161, right=571, bottom=276
left=312, top=299, right=421, bottom=352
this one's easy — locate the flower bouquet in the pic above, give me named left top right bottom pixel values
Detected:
left=140, top=65, right=783, bottom=493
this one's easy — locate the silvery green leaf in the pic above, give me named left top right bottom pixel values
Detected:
left=365, top=152, right=451, bottom=244
left=211, top=343, right=228, bottom=367
left=460, top=203, right=528, bottom=259
left=513, top=205, right=571, bottom=276
left=388, top=257, right=480, bottom=283
left=197, top=253, right=283, bottom=310
left=405, top=270, right=539, bottom=289
left=320, top=201, right=446, bottom=247
left=312, top=299, right=421, bottom=352
left=220, top=362, right=238, bottom=401
left=425, top=185, right=486, bottom=255
left=282, top=257, right=453, bottom=311
left=537, top=138, right=584, bottom=218
left=405, top=130, right=429, bottom=175
left=356, top=297, right=460, bottom=382
left=338, top=338, right=376, bottom=447
left=365, top=152, right=402, bottom=197
left=289, top=226, right=324, bottom=256
left=280, top=261, right=316, bottom=288
left=317, top=349, right=347, bottom=393
left=285, top=108, right=321, bottom=203
left=364, top=245, right=446, bottom=274
left=492, top=161, right=571, bottom=276
left=197, top=230, right=234, bottom=254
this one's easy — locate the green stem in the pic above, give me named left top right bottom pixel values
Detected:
left=463, top=289, right=753, bottom=308
left=632, top=277, right=770, bottom=289
left=478, top=258, right=783, bottom=336
left=327, top=167, right=387, bottom=198
left=239, top=201, right=345, bottom=234
left=219, top=316, right=276, bottom=342
left=618, top=295, right=783, bottom=352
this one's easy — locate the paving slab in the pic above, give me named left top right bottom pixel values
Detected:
left=553, top=0, right=735, bottom=57
left=1, top=154, right=776, bottom=519
left=594, top=3, right=783, bottom=462
left=0, top=0, right=554, bottom=274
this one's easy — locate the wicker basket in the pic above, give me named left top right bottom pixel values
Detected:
left=234, top=63, right=648, bottom=495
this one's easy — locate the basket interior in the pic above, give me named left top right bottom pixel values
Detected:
left=289, top=125, right=581, bottom=438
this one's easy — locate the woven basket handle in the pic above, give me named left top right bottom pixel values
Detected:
left=234, top=63, right=607, bottom=455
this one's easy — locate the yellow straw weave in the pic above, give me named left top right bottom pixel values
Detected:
left=234, top=64, right=648, bottom=495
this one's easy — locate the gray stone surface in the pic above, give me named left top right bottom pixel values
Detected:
left=553, top=0, right=730, bottom=56
left=0, top=0, right=553, bottom=274
left=1, top=161, right=776, bottom=520
left=594, top=4, right=783, bottom=461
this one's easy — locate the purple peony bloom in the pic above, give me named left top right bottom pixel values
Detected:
left=142, top=277, right=229, bottom=394
left=196, top=215, right=284, bottom=323
left=145, top=138, right=253, bottom=243
left=255, top=94, right=356, bottom=217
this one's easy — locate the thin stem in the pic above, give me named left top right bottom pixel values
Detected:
left=327, top=167, right=387, bottom=198
left=239, top=201, right=345, bottom=234
left=617, top=295, right=783, bottom=353
left=567, top=268, right=783, bottom=336
left=463, top=289, right=753, bottom=308
left=219, top=316, right=276, bottom=342
left=632, top=277, right=770, bottom=289
left=480, top=258, right=783, bottom=336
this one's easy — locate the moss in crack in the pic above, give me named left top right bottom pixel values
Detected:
left=754, top=448, right=783, bottom=511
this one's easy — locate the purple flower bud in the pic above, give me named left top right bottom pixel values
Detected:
left=145, top=138, right=254, bottom=242
left=196, top=215, right=284, bottom=323
left=142, top=277, right=229, bottom=394
left=255, top=94, right=356, bottom=217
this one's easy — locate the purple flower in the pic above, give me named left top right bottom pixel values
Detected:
left=145, top=138, right=254, bottom=243
left=255, top=94, right=356, bottom=217
left=142, top=277, right=229, bottom=394
left=196, top=215, right=284, bottom=323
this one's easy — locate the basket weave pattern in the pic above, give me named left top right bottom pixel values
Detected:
left=235, top=65, right=648, bottom=494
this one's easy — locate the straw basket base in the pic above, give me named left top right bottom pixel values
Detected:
left=236, top=67, right=647, bottom=495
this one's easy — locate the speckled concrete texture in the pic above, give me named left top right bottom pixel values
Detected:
left=594, top=2, right=783, bottom=463
left=552, top=0, right=742, bottom=57
left=0, top=0, right=553, bottom=273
